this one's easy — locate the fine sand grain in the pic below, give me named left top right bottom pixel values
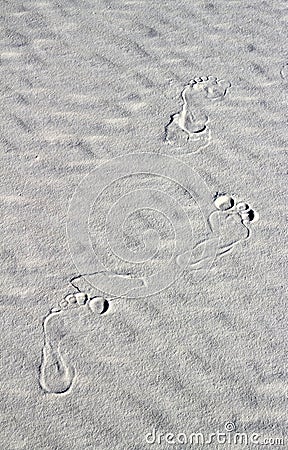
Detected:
left=1, top=1, right=287, bottom=449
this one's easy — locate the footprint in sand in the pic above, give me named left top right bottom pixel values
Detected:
left=39, top=292, right=109, bottom=395
left=39, top=267, right=147, bottom=394
left=39, top=312, right=75, bottom=395
left=40, top=192, right=258, bottom=394
left=176, top=193, right=259, bottom=270
left=165, top=76, right=231, bottom=151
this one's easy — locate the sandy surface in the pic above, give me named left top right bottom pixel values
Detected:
left=1, top=0, right=287, bottom=449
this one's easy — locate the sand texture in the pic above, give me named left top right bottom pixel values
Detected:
left=0, top=0, right=287, bottom=449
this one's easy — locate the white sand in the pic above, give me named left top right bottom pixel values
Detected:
left=1, top=0, right=287, bottom=449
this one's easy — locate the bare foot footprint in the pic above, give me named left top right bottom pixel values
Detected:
left=177, top=193, right=259, bottom=270
left=39, top=292, right=109, bottom=394
left=165, top=76, right=231, bottom=150
left=39, top=311, right=75, bottom=395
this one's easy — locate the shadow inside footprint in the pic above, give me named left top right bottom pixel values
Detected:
left=280, top=63, right=288, bottom=80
